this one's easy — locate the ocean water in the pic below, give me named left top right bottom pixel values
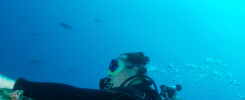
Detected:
left=0, top=0, right=244, bottom=100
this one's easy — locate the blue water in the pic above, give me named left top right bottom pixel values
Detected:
left=0, top=0, right=244, bottom=100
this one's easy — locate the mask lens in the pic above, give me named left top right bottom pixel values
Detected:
left=109, top=59, right=119, bottom=72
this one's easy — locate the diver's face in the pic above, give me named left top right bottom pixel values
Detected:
left=111, top=68, right=130, bottom=87
left=110, top=55, right=128, bottom=87
left=110, top=55, right=137, bottom=88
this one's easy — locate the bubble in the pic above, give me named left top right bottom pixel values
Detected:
left=226, top=73, right=233, bottom=79
left=168, top=63, right=174, bottom=69
left=235, top=94, right=244, bottom=99
left=185, top=64, right=197, bottom=70
left=222, top=64, right=229, bottom=68
left=220, top=90, right=225, bottom=95
left=215, top=59, right=223, bottom=66
left=204, top=57, right=216, bottom=65
left=148, top=57, right=240, bottom=100
left=213, top=71, right=219, bottom=76
left=160, top=69, right=166, bottom=73
left=229, top=80, right=240, bottom=86
left=218, top=74, right=224, bottom=78
left=148, top=65, right=158, bottom=72
left=172, top=68, right=179, bottom=73
left=200, top=74, right=208, bottom=79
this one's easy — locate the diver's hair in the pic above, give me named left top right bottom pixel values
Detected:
left=120, top=52, right=149, bottom=75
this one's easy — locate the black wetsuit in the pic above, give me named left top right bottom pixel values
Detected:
left=13, top=78, right=159, bottom=100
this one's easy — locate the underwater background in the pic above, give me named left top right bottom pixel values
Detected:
left=0, top=0, right=244, bottom=100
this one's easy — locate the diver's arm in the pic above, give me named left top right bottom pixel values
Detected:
left=0, top=74, right=15, bottom=89
left=13, top=78, right=130, bottom=100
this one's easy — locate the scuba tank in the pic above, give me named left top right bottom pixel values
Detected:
left=99, top=75, right=182, bottom=100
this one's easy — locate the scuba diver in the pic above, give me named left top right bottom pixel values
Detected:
left=0, top=52, right=182, bottom=100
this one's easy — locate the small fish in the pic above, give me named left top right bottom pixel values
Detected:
left=32, top=32, right=38, bottom=37
left=60, top=23, right=73, bottom=30
left=29, top=60, right=41, bottom=64
left=57, top=9, right=64, bottom=13
left=21, top=42, right=27, bottom=46
left=67, top=68, right=75, bottom=72
left=19, top=16, right=27, bottom=21
left=94, top=18, right=102, bottom=23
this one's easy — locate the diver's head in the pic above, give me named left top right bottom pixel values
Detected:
left=107, top=52, right=149, bottom=88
